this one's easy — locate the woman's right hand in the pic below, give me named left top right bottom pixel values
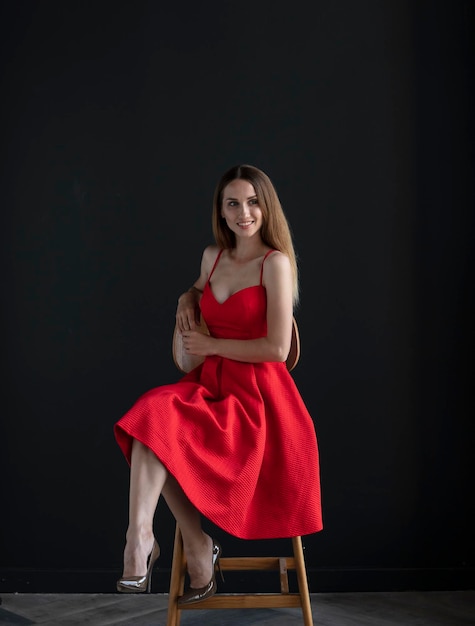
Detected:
left=176, top=288, right=202, bottom=332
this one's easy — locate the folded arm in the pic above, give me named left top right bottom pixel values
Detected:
left=180, top=250, right=294, bottom=363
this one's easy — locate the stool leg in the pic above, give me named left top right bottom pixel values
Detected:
left=167, top=525, right=186, bottom=626
left=292, top=536, right=314, bottom=626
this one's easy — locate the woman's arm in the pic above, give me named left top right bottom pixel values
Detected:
left=181, top=251, right=294, bottom=363
left=175, top=245, right=219, bottom=332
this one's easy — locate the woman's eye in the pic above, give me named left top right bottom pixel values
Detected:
left=249, top=199, right=258, bottom=205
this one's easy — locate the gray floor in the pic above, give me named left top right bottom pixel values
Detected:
left=0, top=592, right=474, bottom=626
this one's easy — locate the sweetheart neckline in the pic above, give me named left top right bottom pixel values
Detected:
left=207, top=282, right=263, bottom=305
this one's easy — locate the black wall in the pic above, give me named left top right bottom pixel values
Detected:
left=1, top=1, right=474, bottom=593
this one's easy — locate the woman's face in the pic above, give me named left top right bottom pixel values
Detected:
left=220, top=179, right=263, bottom=240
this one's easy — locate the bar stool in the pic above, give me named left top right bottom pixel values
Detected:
left=167, top=316, right=314, bottom=626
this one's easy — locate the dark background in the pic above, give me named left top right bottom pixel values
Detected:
left=1, top=0, right=474, bottom=593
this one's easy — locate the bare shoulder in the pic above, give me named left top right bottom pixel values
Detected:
left=262, top=251, right=292, bottom=293
left=264, top=250, right=292, bottom=275
left=201, top=244, right=221, bottom=275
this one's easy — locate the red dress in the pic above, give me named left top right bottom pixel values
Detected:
left=114, top=251, right=322, bottom=539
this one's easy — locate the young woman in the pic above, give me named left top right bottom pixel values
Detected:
left=114, top=164, right=322, bottom=605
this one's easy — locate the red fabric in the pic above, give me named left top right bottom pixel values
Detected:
left=114, top=266, right=323, bottom=539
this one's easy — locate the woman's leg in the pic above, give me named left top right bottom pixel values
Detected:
left=121, top=438, right=168, bottom=577
left=162, top=474, right=213, bottom=588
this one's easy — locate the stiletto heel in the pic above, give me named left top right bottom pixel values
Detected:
left=216, top=545, right=224, bottom=583
left=178, top=539, right=223, bottom=606
left=116, top=539, right=160, bottom=593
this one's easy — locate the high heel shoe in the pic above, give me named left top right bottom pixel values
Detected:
left=178, top=539, right=224, bottom=606
left=116, top=539, right=160, bottom=593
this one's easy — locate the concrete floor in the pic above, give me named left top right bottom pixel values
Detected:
left=0, top=591, right=474, bottom=626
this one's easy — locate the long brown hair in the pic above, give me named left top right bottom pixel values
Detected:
left=212, top=164, right=299, bottom=305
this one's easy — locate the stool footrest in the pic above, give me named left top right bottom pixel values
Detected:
left=220, top=556, right=296, bottom=570
left=176, top=593, right=303, bottom=610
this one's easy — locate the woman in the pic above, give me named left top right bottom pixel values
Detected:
left=114, top=164, right=322, bottom=604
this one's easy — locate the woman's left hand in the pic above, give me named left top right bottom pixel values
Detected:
left=181, top=330, right=214, bottom=357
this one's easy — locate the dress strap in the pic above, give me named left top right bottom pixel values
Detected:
left=260, top=249, right=276, bottom=285
left=208, top=249, right=224, bottom=281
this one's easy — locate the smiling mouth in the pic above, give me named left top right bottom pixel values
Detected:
left=237, top=221, right=254, bottom=227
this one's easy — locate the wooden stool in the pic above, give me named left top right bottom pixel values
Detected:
left=166, top=524, right=314, bottom=626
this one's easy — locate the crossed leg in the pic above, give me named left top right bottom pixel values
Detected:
left=121, top=438, right=213, bottom=588
left=162, top=473, right=213, bottom=588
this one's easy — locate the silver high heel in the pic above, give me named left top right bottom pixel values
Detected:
left=116, top=539, right=160, bottom=593
left=178, top=539, right=224, bottom=606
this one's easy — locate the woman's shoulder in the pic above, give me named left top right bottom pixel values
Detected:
left=202, top=244, right=220, bottom=258
left=202, top=244, right=221, bottom=263
left=262, top=249, right=292, bottom=283
left=200, top=244, right=222, bottom=275
left=264, top=249, right=291, bottom=270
